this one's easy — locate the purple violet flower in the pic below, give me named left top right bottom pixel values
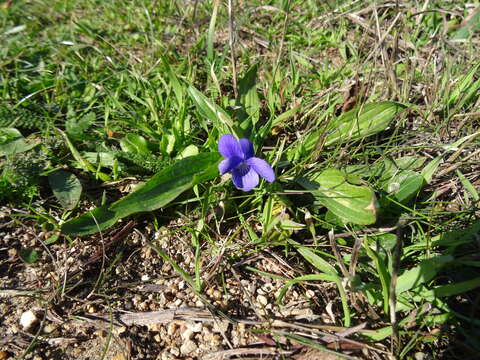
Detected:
left=218, top=134, right=275, bottom=191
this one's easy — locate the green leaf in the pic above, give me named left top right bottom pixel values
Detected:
left=61, top=152, right=221, bottom=236
left=82, top=152, right=116, bottom=169
left=206, top=0, right=220, bottom=61
left=19, top=248, right=38, bottom=264
left=451, top=9, right=480, bottom=40
left=324, top=101, right=407, bottom=146
left=385, top=170, right=424, bottom=203
left=363, top=240, right=390, bottom=315
left=187, top=85, right=235, bottom=134
left=176, top=144, right=199, bottom=159
left=237, top=64, right=261, bottom=129
left=457, top=169, right=479, bottom=201
left=119, top=133, right=151, bottom=155
left=404, top=220, right=480, bottom=255
left=48, top=170, right=83, bottom=210
left=57, top=129, right=111, bottom=182
left=161, top=56, right=184, bottom=107
left=447, top=63, right=480, bottom=107
left=295, top=246, right=338, bottom=276
left=291, top=242, right=351, bottom=326
left=301, top=169, right=378, bottom=225
left=0, top=128, right=39, bottom=156
left=433, top=277, right=480, bottom=297
left=66, top=112, right=95, bottom=140
left=421, top=155, right=442, bottom=183
left=396, top=255, right=454, bottom=294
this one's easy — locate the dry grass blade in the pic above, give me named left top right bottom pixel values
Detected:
left=76, top=307, right=214, bottom=327
left=202, top=347, right=294, bottom=360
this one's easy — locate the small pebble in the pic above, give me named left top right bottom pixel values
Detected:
left=43, top=324, right=55, bottom=334
left=169, top=347, right=180, bottom=357
left=257, top=295, right=268, bottom=306
left=111, top=353, right=127, bottom=360
left=19, top=310, right=38, bottom=331
left=180, top=340, right=197, bottom=355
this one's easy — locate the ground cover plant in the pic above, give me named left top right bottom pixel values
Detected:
left=1, top=0, right=480, bottom=359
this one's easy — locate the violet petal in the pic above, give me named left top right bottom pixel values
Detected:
left=246, top=157, right=275, bottom=183
left=239, top=138, right=254, bottom=159
left=218, top=156, right=242, bottom=175
left=218, top=134, right=243, bottom=158
left=232, top=166, right=259, bottom=191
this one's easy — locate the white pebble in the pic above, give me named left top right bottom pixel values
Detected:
left=257, top=295, right=268, bottom=306
left=180, top=340, right=197, bottom=355
left=20, top=310, right=38, bottom=330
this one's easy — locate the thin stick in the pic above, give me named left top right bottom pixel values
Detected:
left=389, top=219, right=405, bottom=355
left=328, top=230, right=350, bottom=279
left=227, top=0, right=238, bottom=99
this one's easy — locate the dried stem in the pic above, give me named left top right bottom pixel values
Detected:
left=227, top=0, right=238, bottom=99
left=389, top=219, right=406, bottom=355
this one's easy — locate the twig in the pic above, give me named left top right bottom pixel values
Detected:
left=227, top=0, right=238, bottom=99
left=389, top=219, right=406, bottom=355
left=328, top=230, right=350, bottom=279
left=202, top=347, right=294, bottom=360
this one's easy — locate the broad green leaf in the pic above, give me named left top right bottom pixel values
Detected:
left=61, top=152, right=221, bottom=236
left=324, top=101, right=407, bottom=146
left=82, top=152, right=116, bottom=169
left=396, top=255, right=453, bottom=294
left=301, top=169, right=378, bottom=225
left=48, top=170, right=83, bottom=210
left=385, top=170, right=424, bottom=203
left=237, top=64, right=261, bottom=129
left=66, top=112, right=95, bottom=140
left=0, top=128, right=39, bottom=156
left=393, top=156, right=426, bottom=171
left=159, top=132, right=175, bottom=156
left=19, top=248, right=38, bottom=264
left=187, top=85, right=234, bottom=134
left=433, top=277, right=480, bottom=297
left=176, top=144, right=199, bottom=159
left=119, top=134, right=151, bottom=155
